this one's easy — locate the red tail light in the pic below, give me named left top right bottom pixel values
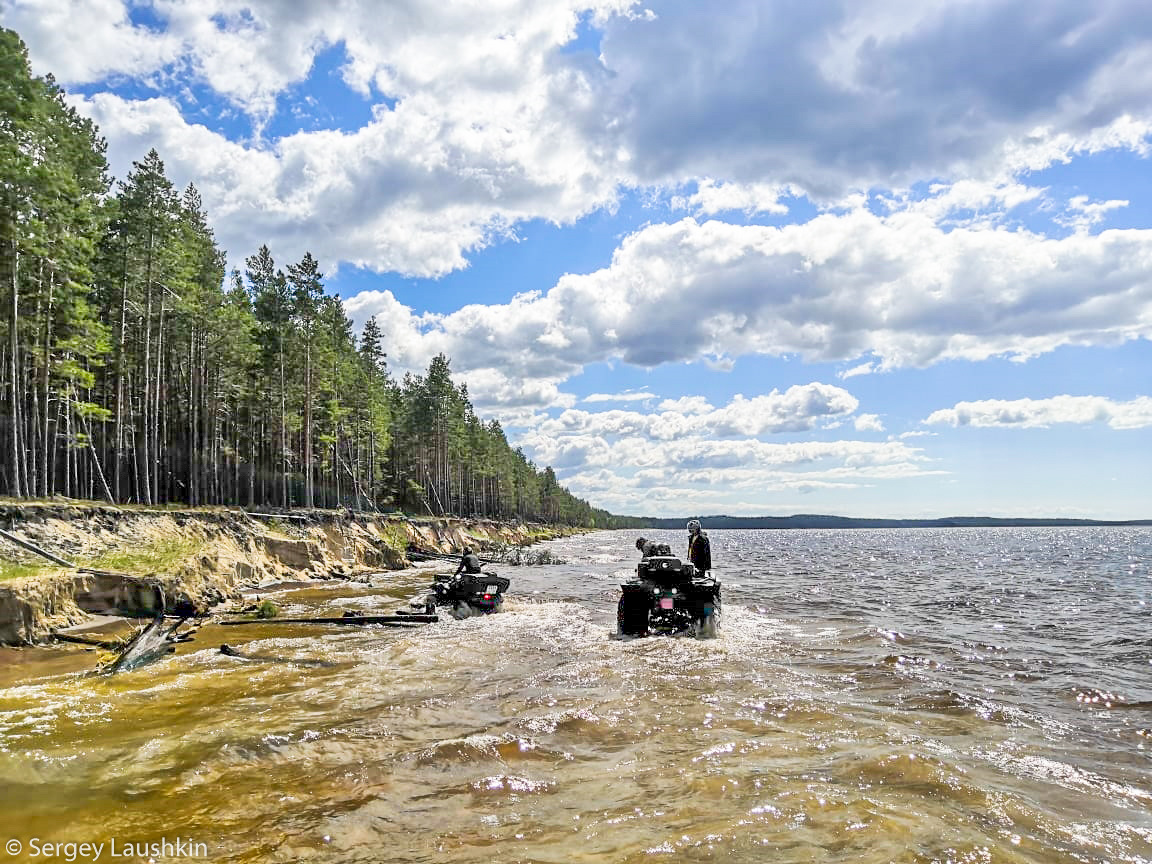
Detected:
left=483, top=593, right=491, bottom=600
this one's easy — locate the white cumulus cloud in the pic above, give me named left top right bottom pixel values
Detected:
left=12, top=0, right=1152, bottom=278
left=583, top=391, right=658, bottom=403
left=346, top=209, right=1152, bottom=400
left=925, top=395, right=1152, bottom=430
left=595, top=0, right=1152, bottom=195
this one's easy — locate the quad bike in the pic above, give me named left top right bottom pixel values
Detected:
left=616, top=547, right=720, bottom=639
left=407, top=571, right=510, bottom=620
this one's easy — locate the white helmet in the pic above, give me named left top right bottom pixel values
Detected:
left=687, top=519, right=701, bottom=533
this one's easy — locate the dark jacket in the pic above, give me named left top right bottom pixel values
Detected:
left=455, top=552, right=482, bottom=575
left=688, top=531, right=711, bottom=573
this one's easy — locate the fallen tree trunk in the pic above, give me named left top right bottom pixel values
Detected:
left=218, top=644, right=340, bottom=667
left=0, top=527, right=76, bottom=568
left=0, top=528, right=140, bottom=581
left=51, top=631, right=124, bottom=650
left=220, top=614, right=437, bottom=627
left=407, top=548, right=497, bottom=565
left=105, top=585, right=195, bottom=674
left=106, top=614, right=181, bottom=673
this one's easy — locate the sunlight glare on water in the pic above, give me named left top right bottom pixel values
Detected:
left=1, top=527, right=1150, bottom=863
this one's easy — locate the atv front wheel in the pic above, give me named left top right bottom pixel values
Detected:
left=451, top=601, right=477, bottom=620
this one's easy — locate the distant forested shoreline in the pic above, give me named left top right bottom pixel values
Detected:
left=615, top=515, right=1152, bottom=529
left=0, top=29, right=609, bottom=525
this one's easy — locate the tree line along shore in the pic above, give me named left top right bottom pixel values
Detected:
left=0, top=28, right=618, bottom=529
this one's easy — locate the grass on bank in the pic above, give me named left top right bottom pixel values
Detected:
left=0, top=561, right=58, bottom=583
left=2, top=537, right=200, bottom=582
left=84, top=537, right=199, bottom=575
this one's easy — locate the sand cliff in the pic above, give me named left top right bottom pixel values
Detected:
left=0, top=503, right=570, bottom=644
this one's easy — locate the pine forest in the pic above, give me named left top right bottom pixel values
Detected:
left=0, top=29, right=613, bottom=527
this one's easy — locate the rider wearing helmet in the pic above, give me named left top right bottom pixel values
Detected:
left=635, top=537, right=658, bottom=558
left=455, top=546, right=483, bottom=576
left=687, top=520, right=711, bottom=575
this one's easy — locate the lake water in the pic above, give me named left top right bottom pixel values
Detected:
left=1, top=527, right=1150, bottom=863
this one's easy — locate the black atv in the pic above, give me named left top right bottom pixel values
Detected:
left=616, top=548, right=720, bottom=639
left=409, top=571, right=511, bottom=620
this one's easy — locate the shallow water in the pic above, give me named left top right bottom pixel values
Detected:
left=1, top=527, right=1150, bottom=863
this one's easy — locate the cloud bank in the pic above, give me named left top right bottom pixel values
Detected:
left=925, top=395, right=1152, bottom=430
left=9, top=0, right=1151, bottom=275
left=343, top=209, right=1152, bottom=412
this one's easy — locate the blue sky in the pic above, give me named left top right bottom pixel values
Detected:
left=8, top=0, right=1151, bottom=518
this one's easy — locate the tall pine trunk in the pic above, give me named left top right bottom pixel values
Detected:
left=304, top=339, right=312, bottom=507
left=247, top=387, right=255, bottom=507
left=279, top=337, right=287, bottom=508
left=114, top=244, right=128, bottom=501
left=188, top=326, right=197, bottom=506
left=8, top=236, right=23, bottom=498
left=141, top=223, right=154, bottom=505
left=39, top=268, right=55, bottom=497
left=153, top=291, right=164, bottom=504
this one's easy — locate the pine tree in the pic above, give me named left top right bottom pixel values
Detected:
left=355, top=316, right=391, bottom=508
left=248, top=247, right=293, bottom=507
left=1, top=29, right=110, bottom=499
left=102, top=149, right=181, bottom=503
left=287, top=252, right=324, bottom=508
left=0, top=25, right=606, bottom=524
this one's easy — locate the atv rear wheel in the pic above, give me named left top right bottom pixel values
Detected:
left=617, top=587, right=650, bottom=637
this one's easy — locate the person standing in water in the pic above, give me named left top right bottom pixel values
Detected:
left=687, top=520, right=711, bottom=576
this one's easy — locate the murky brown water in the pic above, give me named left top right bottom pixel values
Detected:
left=1, top=528, right=1150, bottom=863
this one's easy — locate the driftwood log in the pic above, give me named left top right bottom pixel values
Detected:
left=219, top=613, right=437, bottom=627
left=218, top=644, right=341, bottom=667
left=104, top=585, right=198, bottom=674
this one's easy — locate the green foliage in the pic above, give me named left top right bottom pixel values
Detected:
left=1, top=28, right=113, bottom=499
left=255, top=599, right=278, bottom=619
left=377, top=519, right=409, bottom=554
left=0, top=24, right=610, bottom=526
